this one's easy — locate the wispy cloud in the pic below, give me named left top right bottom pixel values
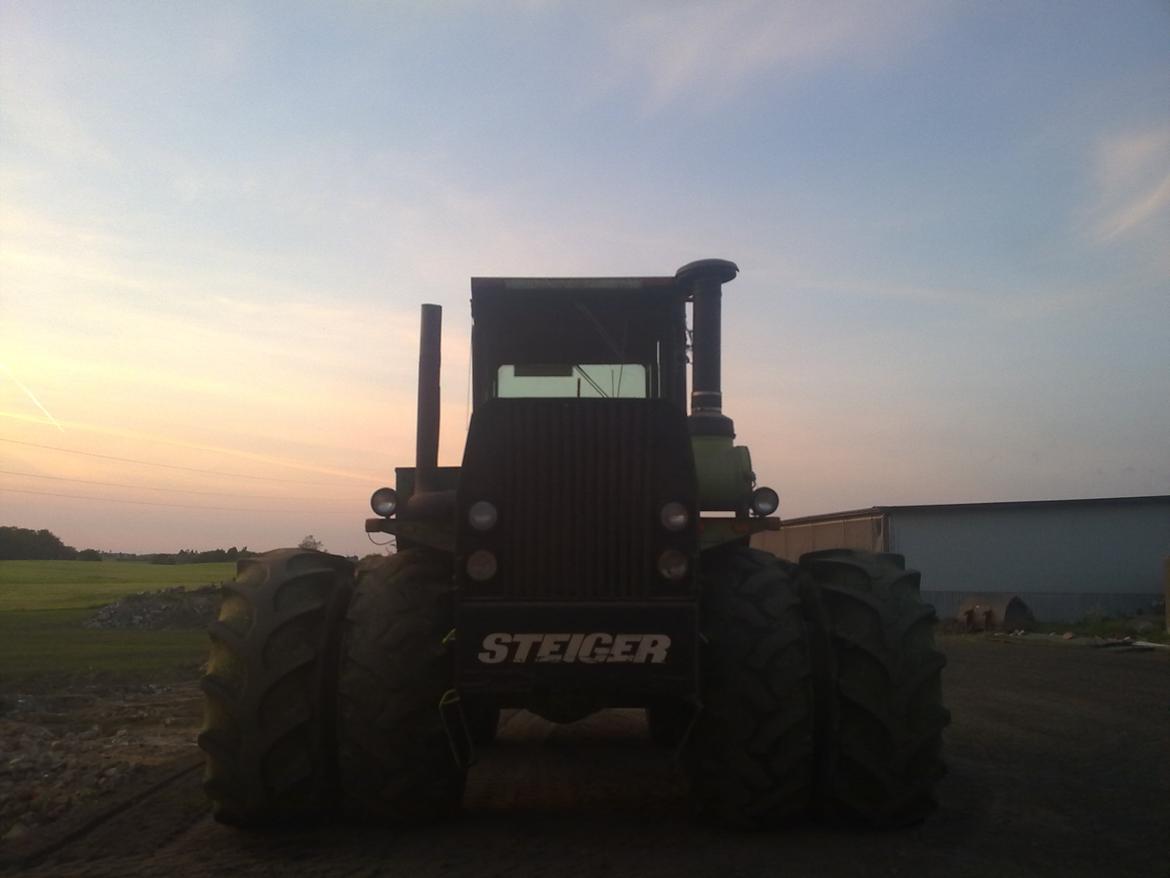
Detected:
left=600, top=0, right=945, bottom=110
left=1092, top=126, right=1170, bottom=243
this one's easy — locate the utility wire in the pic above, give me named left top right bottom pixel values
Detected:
left=0, top=438, right=375, bottom=486
left=0, top=469, right=355, bottom=502
left=0, top=486, right=358, bottom=515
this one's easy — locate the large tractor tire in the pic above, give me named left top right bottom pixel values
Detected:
left=645, top=699, right=695, bottom=748
left=336, top=550, right=467, bottom=822
left=198, top=549, right=354, bottom=827
left=798, top=549, right=949, bottom=827
left=684, top=547, right=816, bottom=828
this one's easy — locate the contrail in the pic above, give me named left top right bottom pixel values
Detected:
left=0, top=363, right=65, bottom=432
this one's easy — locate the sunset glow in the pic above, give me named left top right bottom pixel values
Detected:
left=1, top=2, right=1167, bottom=556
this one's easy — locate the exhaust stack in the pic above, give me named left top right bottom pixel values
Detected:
left=415, top=303, right=442, bottom=493
left=676, top=258, right=738, bottom=437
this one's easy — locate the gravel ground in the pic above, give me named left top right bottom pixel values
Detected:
left=2, top=636, right=1167, bottom=878
left=0, top=683, right=202, bottom=843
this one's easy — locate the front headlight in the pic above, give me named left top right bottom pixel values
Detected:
left=466, top=549, right=498, bottom=581
left=750, top=487, right=779, bottom=517
left=370, top=487, right=398, bottom=517
left=660, top=501, right=689, bottom=532
left=468, top=500, right=498, bottom=531
left=657, top=549, right=689, bottom=581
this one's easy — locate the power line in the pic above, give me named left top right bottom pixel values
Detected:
left=0, top=469, right=356, bottom=502
left=0, top=486, right=359, bottom=516
left=0, top=437, right=379, bottom=486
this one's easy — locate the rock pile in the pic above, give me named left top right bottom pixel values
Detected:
left=83, top=584, right=222, bottom=630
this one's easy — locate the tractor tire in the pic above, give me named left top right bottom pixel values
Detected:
left=198, top=549, right=354, bottom=827
left=684, top=547, right=816, bottom=828
left=798, top=549, right=949, bottom=827
left=336, top=550, right=467, bottom=822
left=645, top=700, right=694, bottom=748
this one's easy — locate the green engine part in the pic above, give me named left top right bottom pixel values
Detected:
left=692, top=434, right=755, bottom=512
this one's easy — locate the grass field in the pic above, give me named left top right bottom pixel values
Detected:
left=0, top=560, right=234, bottom=683
left=0, top=609, right=210, bottom=680
left=0, top=559, right=235, bottom=612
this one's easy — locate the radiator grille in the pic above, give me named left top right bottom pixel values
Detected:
left=478, top=401, right=658, bottom=600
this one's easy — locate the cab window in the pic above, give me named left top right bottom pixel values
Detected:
left=496, top=364, right=648, bottom=398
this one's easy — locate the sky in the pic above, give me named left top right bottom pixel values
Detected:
left=1, top=1, right=1167, bottom=557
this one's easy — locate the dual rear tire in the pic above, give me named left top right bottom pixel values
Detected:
left=799, top=549, right=950, bottom=826
left=684, top=548, right=816, bottom=828
left=199, top=549, right=353, bottom=826
left=337, top=551, right=467, bottom=821
left=683, top=546, right=949, bottom=828
left=199, top=548, right=464, bottom=827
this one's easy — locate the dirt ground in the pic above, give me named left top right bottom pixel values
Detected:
left=1, top=636, right=1167, bottom=878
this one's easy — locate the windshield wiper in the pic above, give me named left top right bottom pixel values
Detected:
left=573, top=300, right=631, bottom=398
left=573, top=365, right=609, bottom=398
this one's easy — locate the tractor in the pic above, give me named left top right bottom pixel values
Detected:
left=199, top=259, right=948, bottom=829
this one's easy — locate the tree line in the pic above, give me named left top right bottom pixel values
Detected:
left=0, top=526, right=256, bottom=564
left=148, top=547, right=258, bottom=565
left=0, top=526, right=102, bottom=561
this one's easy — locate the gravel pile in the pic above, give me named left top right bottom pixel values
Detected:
left=83, top=585, right=223, bottom=630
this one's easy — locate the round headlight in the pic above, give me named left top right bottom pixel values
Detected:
left=466, top=549, right=498, bottom=582
left=660, top=501, right=689, bottom=532
left=657, top=549, right=689, bottom=581
left=750, top=487, right=779, bottom=517
left=370, top=487, right=398, bottom=517
left=468, top=500, right=498, bottom=531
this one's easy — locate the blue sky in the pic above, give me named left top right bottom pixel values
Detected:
left=1, top=1, right=1167, bottom=555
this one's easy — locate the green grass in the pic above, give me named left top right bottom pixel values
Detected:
left=0, top=560, right=231, bottom=683
left=0, top=559, right=235, bottom=611
left=1056, top=614, right=1170, bottom=643
left=0, top=609, right=209, bottom=682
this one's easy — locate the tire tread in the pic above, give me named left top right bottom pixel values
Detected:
left=799, top=548, right=949, bottom=827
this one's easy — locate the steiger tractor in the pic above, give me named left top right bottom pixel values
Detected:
left=199, top=259, right=948, bottom=829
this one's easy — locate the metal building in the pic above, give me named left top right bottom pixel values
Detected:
left=753, top=495, right=1170, bottom=623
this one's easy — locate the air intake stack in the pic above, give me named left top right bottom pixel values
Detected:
left=675, top=258, right=756, bottom=513
left=676, top=258, right=738, bottom=438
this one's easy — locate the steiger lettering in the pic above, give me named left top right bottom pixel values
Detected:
left=477, top=632, right=671, bottom=664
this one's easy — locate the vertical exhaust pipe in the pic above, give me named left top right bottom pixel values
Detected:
left=416, top=303, right=442, bottom=494
left=676, top=258, right=738, bottom=437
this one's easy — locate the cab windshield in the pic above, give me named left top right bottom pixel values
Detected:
left=496, top=364, right=648, bottom=399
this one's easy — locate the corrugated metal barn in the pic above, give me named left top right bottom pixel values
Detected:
left=753, top=495, right=1170, bottom=623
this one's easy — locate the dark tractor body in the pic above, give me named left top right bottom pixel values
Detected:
left=200, top=260, right=949, bottom=830
left=377, top=262, right=770, bottom=720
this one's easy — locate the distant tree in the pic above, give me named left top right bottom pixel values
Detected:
left=76, top=548, right=102, bottom=561
left=0, top=526, right=78, bottom=560
left=298, top=535, right=325, bottom=552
